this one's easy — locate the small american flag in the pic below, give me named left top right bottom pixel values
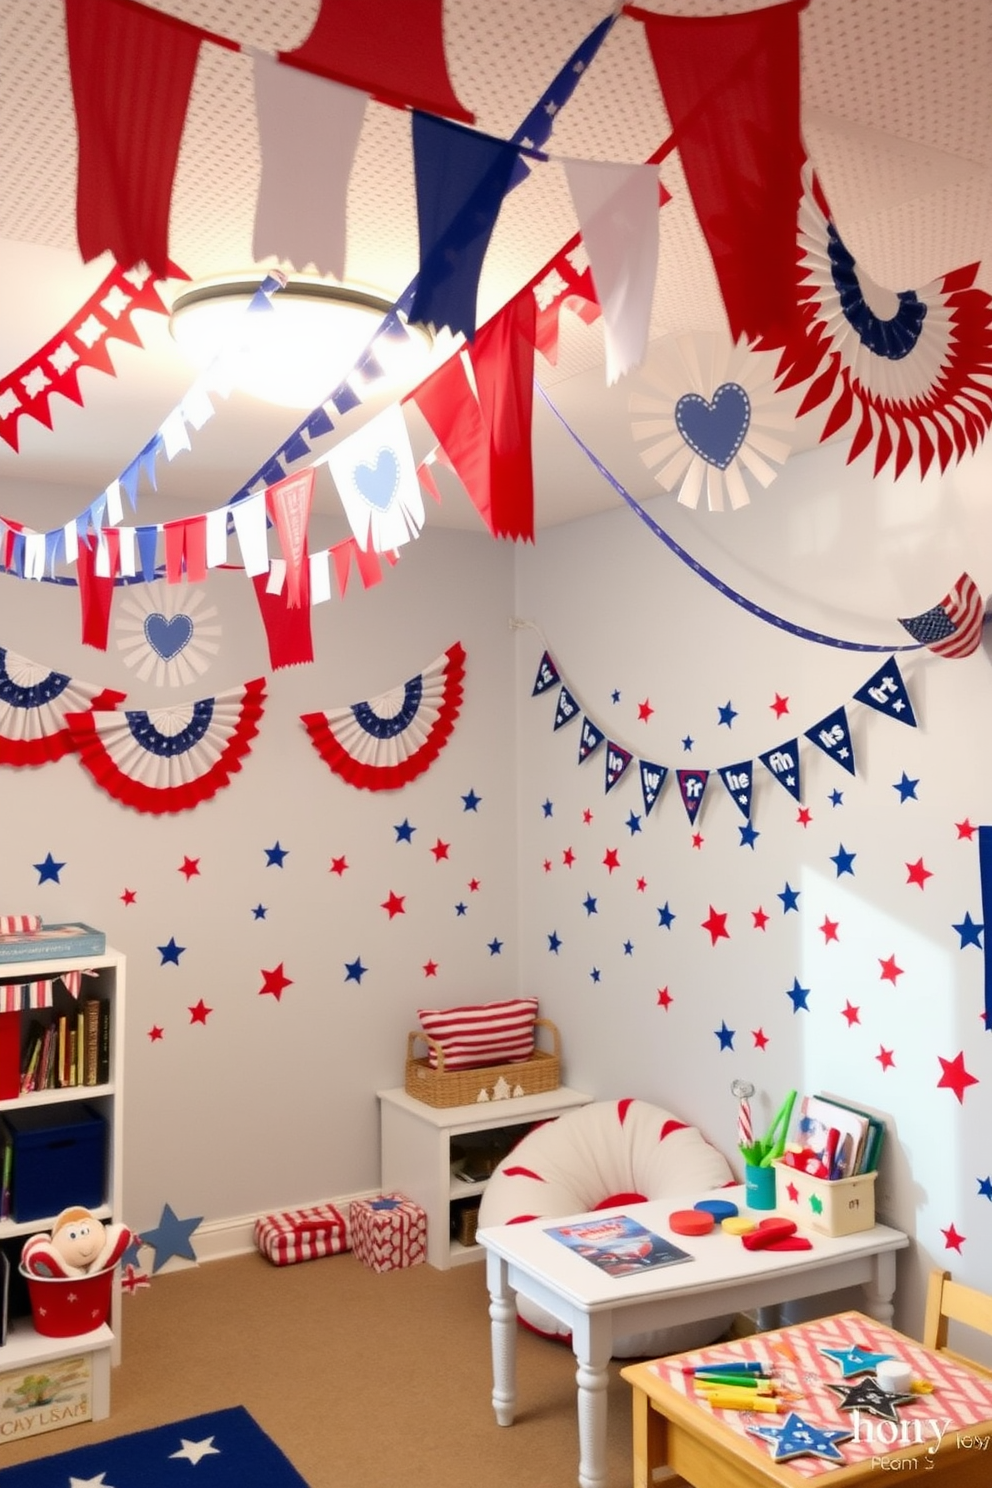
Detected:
left=898, top=572, right=986, bottom=658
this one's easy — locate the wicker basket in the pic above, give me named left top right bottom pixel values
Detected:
left=405, top=1017, right=561, bottom=1108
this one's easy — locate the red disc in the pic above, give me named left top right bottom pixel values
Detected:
left=669, top=1208, right=715, bottom=1236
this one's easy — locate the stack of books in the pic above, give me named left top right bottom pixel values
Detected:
left=794, top=1093, right=885, bottom=1179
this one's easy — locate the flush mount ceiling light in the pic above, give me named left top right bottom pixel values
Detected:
left=169, top=274, right=434, bottom=409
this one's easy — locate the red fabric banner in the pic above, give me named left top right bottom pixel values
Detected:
left=250, top=574, right=314, bottom=671
left=629, top=0, right=807, bottom=348
left=163, top=516, right=208, bottom=584
left=411, top=353, right=492, bottom=532
left=279, top=0, right=473, bottom=123
left=65, top=0, right=204, bottom=276
left=76, top=530, right=122, bottom=651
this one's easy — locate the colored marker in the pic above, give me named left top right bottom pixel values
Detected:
left=684, top=1361, right=768, bottom=1375
left=694, top=1373, right=766, bottom=1389
left=705, top=1393, right=781, bottom=1413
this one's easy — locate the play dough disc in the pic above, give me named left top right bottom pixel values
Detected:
left=694, top=1198, right=739, bottom=1222
left=669, top=1209, right=715, bottom=1235
left=722, top=1215, right=756, bottom=1235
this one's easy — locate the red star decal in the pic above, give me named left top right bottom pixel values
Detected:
left=820, top=916, right=840, bottom=943
left=562, top=847, right=575, bottom=867
left=543, top=859, right=552, bottom=873
left=876, top=1046, right=896, bottom=1071
left=796, top=807, right=813, bottom=828
left=841, top=1001, right=860, bottom=1027
left=770, top=693, right=790, bottom=718
left=121, top=887, right=137, bottom=906
left=701, top=906, right=730, bottom=945
left=179, top=856, right=200, bottom=881
left=956, top=818, right=977, bottom=840
left=422, top=959, right=439, bottom=977
left=691, top=832, right=704, bottom=849
left=637, top=698, right=654, bottom=722
left=467, top=878, right=481, bottom=893
left=656, top=986, right=673, bottom=1010
left=260, top=964, right=293, bottom=1000
left=941, top=1223, right=966, bottom=1253
left=752, top=907, right=769, bottom=931
left=635, top=876, right=647, bottom=892
left=582, top=808, right=594, bottom=824
left=879, top=955, right=903, bottom=984
left=189, top=999, right=212, bottom=1024
left=430, top=839, right=450, bottom=861
left=937, top=1050, right=979, bottom=1103
left=906, top=858, right=932, bottom=889
left=381, top=891, right=406, bottom=918
left=602, top=847, right=620, bottom=873
left=785, top=1179, right=799, bottom=1204
left=329, top=856, right=349, bottom=876
left=752, top=1028, right=769, bottom=1050
left=148, top=1025, right=164, bottom=1041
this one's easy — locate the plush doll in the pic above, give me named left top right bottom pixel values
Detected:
left=21, top=1206, right=131, bottom=1279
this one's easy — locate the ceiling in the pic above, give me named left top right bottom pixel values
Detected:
left=1, top=0, right=991, bottom=536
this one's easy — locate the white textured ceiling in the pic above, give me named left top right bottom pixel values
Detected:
left=1, top=0, right=991, bottom=530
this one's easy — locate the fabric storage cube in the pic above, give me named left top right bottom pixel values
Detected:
left=5, top=1103, right=106, bottom=1222
left=351, top=1193, right=427, bottom=1273
left=253, top=1204, right=350, bottom=1266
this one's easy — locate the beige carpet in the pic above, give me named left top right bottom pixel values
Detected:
left=2, top=1251, right=642, bottom=1487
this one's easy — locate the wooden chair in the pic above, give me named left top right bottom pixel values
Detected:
left=922, top=1268, right=992, bottom=1376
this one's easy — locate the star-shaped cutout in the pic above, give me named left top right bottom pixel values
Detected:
left=121, top=887, right=137, bottom=906
left=590, top=967, right=601, bottom=983
left=691, top=832, right=704, bottom=849
left=952, top=912, right=984, bottom=948
left=739, top=821, right=760, bottom=849
left=796, top=806, right=813, bottom=828
left=820, top=1344, right=895, bottom=1377
left=906, top=858, right=932, bottom=888
left=820, top=916, right=840, bottom=943
left=189, top=999, right=212, bottom=1023
left=467, top=878, right=480, bottom=893
left=178, top=855, right=200, bottom=881
left=635, top=876, right=647, bottom=892
left=423, top=959, right=439, bottom=976
left=542, top=859, right=552, bottom=874
left=541, top=798, right=554, bottom=818
left=956, top=818, right=977, bottom=840
left=610, top=689, right=620, bottom=704
left=158, top=937, right=185, bottom=966
left=69, top=1473, right=113, bottom=1486
left=264, top=840, right=288, bottom=867
left=657, top=986, right=673, bottom=1010
left=841, top=1001, right=860, bottom=1027
left=770, top=693, right=790, bottom=718
left=140, top=1202, right=202, bottom=1273
left=778, top=882, right=800, bottom=913
left=582, top=808, right=594, bottom=824
left=583, top=893, right=598, bottom=916
left=34, top=851, right=65, bottom=883
left=430, top=838, right=450, bottom=861
left=454, top=901, right=467, bottom=916
left=717, top=701, right=737, bottom=727
left=148, top=1025, right=164, bottom=1041
left=941, top=1223, right=966, bottom=1252
left=657, top=902, right=675, bottom=928
left=260, top=963, right=292, bottom=1000
left=344, top=957, right=367, bottom=984
left=329, top=855, right=348, bottom=876
left=831, top=844, right=857, bottom=876
left=681, top=734, right=694, bottom=751
left=602, top=847, right=620, bottom=873
left=637, top=698, right=654, bottom=722
left=170, top=1434, right=221, bottom=1465
left=748, top=1411, right=852, bottom=1463
left=893, top=772, right=919, bottom=802
left=548, top=930, right=562, bottom=953
left=978, top=1176, right=992, bottom=1201
left=786, top=978, right=810, bottom=1012
left=461, top=788, right=481, bottom=811
left=562, top=846, right=575, bottom=867
left=701, top=906, right=730, bottom=945
left=251, top=903, right=267, bottom=919
left=625, top=811, right=642, bottom=835
left=879, top=954, right=903, bottom=984
left=715, top=1020, right=735, bottom=1050
left=381, top=891, right=406, bottom=919
left=622, top=939, right=634, bottom=956
left=876, top=1046, right=896, bottom=1070
left=829, top=788, right=844, bottom=807
left=752, top=906, right=769, bottom=931
left=394, top=819, right=416, bottom=842
left=937, top=1050, right=979, bottom=1103
left=752, top=1027, right=769, bottom=1050
left=826, top=1376, right=914, bottom=1422
left=487, top=938, right=502, bottom=955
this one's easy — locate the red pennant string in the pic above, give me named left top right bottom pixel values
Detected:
left=250, top=574, right=314, bottom=671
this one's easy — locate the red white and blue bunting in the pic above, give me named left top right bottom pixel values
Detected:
left=0, top=647, right=124, bottom=767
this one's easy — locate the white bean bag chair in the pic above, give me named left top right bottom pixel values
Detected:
left=478, top=1097, right=736, bottom=1358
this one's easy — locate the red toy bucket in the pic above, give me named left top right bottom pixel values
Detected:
left=19, top=1263, right=114, bottom=1337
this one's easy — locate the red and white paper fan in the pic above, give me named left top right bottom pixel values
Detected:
left=66, top=678, right=266, bottom=814
left=0, top=647, right=124, bottom=766
left=301, top=642, right=465, bottom=791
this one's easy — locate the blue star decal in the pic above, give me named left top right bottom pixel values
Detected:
left=786, top=977, right=810, bottom=1012
left=625, top=811, right=642, bottom=835
left=715, top=1020, right=735, bottom=1050
left=657, top=902, right=675, bottom=929
left=681, top=735, right=694, bottom=752
left=34, top=852, right=65, bottom=884
left=739, top=821, right=760, bottom=849
left=461, top=788, right=481, bottom=811
left=748, top=1411, right=853, bottom=1464
left=820, top=1344, right=895, bottom=1378
left=487, top=938, right=503, bottom=955
left=541, top=799, right=554, bottom=818
left=264, top=840, right=288, bottom=867
left=718, top=701, right=737, bottom=727
left=251, top=904, right=267, bottom=920
left=158, top=937, right=185, bottom=966
left=611, top=689, right=620, bottom=704
left=547, top=930, right=562, bottom=953
left=622, top=940, right=634, bottom=956
left=344, top=957, right=367, bottom=983
left=978, top=1176, right=992, bottom=1200
left=831, top=844, right=857, bottom=876
left=829, top=789, right=844, bottom=807
left=590, top=967, right=601, bottom=982
left=454, top=902, right=467, bottom=916
left=140, top=1202, right=202, bottom=1274
left=893, top=772, right=919, bottom=802
left=778, top=882, right=800, bottom=913
left=394, top=819, right=416, bottom=842
left=953, top=912, right=984, bottom=949
left=583, top=894, right=598, bottom=916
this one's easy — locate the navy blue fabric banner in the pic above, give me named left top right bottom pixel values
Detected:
left=978, top=825, right=992, bottom=1035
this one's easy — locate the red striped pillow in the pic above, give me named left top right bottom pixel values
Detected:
left=418, top=998, right=539, bottom=1071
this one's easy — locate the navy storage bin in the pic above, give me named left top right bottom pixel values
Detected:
left=5, top=1104, right=106, bottom=1222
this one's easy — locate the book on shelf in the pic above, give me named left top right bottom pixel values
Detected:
left=545, top=1214, right=693, bottom=1277
left=0, top=1120, right=11, bottom=1222
left=83, top=996, right=101, bottom=1086
left=0, top=921, right=106, bottom=964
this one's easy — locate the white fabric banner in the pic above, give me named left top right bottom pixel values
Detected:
left=230, top=492, right=270, bottom=577
left=325, top=402, right=424, bottom=552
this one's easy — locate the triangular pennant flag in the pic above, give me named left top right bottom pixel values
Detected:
left=561, top=158, right=660, bottom=384
left=578, top=716, right=606, bottom=763
left=639, top=759, right=668, bottom=816
left=604, top=741, right=633, bottom=793
left=718, top=760, right=754, bottom=820
left=410, top=351, right=492, bottom=531
left=408, top=111, right=522, bottom=339
left=464, top=292, right=537, bottom=541
left=278, top=0, right=472, bottom=122
left=759, top=739, right=803, bottom=801
left=532, top=652, right=560, bottom=696
left=250, top=573, right=314, bottom=670
left=805, top=706, right=856, bottom=775
left=853, top=658, right=917, bottom=727
left=325, top=402, right=424, bottom=553
left=65, top=0, right=203, bottom=276
left=75, top=529, right=121, bottom=651
left=553, top=686, right=580, bottom=731
left=252, top=52, right=367, bottom=280
left=676, top=768, right=709, bottom=826
left=266, top=469, right=314, bottom=608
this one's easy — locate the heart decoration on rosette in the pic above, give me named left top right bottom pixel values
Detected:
left=300, top=642, right=465, bottom=791
left=115, top=581, right=221, bottom=687
left=629, top=333, right=800, bottom=511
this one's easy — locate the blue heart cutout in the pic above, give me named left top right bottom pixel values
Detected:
left=675, top=382, right=751, bottom=469
left=145, top=612, right=193, bottom=661
left=354, top=448, right=400, bottom=511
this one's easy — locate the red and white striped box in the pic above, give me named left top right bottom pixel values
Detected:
left=253, top=1204, right=350, bottom=1266
left=350, top=1193, right=427, bottom=1273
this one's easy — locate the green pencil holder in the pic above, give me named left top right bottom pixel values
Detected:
left=744, top=1162, right=776, bottom=1211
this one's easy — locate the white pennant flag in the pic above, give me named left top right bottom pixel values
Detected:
left=562, top=158, right=660, bottom=385
left=325, top=402, right=424, bottom=553
left=252, top=52, right=368, bottom=279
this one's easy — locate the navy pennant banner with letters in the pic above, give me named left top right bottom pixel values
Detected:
left=578, top=716, right=605, bottom=762
left=677, top=768, right=709, bottom=825
left=718, top=760, right=754, bottom=820
left=553, top=686, right=580, bottom=730
left=804, top=704, right=856, bottom=775
left=853, top=657, right=918, bottom=726
left=532, top=651, right=560, bottom=695
left=605, top=740, right=633, bottom=793
left=640, top=759, right=668, bottom=816
left=759, top=739, right=803, bottom=801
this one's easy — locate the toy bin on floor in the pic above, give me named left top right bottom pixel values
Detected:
left=253, top=1204, right=350, bottom=1266
left=4, top=1103, right=106, bottom=1223
left=19, top=1262, right=114, bottom=1337
left=351, top=1193, right=427, bottom=1273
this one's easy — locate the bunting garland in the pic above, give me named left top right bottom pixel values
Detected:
left=0, top=648, right=124, bottom=766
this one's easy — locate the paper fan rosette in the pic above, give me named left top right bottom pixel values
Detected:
left=301, top=642, right=466, bottom=791
left=629, top=334, right=800, bottom=510
left=66, top=678, right=266, bottom=814
left=0, top=647, right=125, bottom=766
left=778, top=167, right=992, bottom=477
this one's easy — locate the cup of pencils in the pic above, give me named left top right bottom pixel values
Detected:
left=738, top=1089, right=796, bottom=1211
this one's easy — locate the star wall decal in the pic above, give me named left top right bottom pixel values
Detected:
left=461, top=788, right=481, bottom=810
left=937, top=1050, right=979, bottom=1103
left=893, top=772, right=919, bottom=802
left=952, top=912, right=984, bottom=948
left=770, top=694, right=789, bottom=717
left=715, top=1021, right=735, bottom=1050
left=562, top=847, right=575, bottom=866
left=752, top=907, right=769, bottom=930
left=906, top=858, right=932, bottom=888
left=33, top=851, right=65, bottom=883
left=603, top=847, right=620, bottom=872
left=423, top=959, right=439, bottom=976
left=189, top=1000, right=212, bottom=1023
left=752, top=1028, right=769, bottom=1049
left=876, top=1046, right=896, bottom=1070
left=542, top=798, right=554, bottom=817
left=820, top=917, right=840, bottom=943
left=657, top=986, right=673, bottom=1009
left=978, top=1176, right=992, bottom=1200
left=879, top=955, right=904, bottom=984
left=842, top=1001, right=860, bottom=1026
left=739, top=822, right=759, bottom=848
left=701, top=906, right=730, bottom=944
left=259, top=964, right=292, bottom=1000
left=431, top=838, right=450, bottom=861
left=251, top=903, right=267, bottom=919
left=140, top=1202, right=202, bottom=1273
left=394, top=819, right=416, bottom=842
left=778, top=882, right=800, bottom=912
left=583, top=894, right=598, bottom=915
left=718, top=701, right=737, bottom=727
left=786, top=978, right=810, bottom=1012
left=121, top=887, right=137, bottom=905
left=158, top=937, right=185, bottom=966
left=264, top=840, right=288, bottom=866
left=178, top=856, right=200, bottom=880
left=381, top=891, right=406, bottom=918
left=488, top=938, right=503, bottom=955
left=941, top=1223, right=965, bottom=1251
left=657, top=902, right=675, bottom=928
left=329, top=856, right=348, bottom=875
left=344, top=957, right=367, bottom=983
left=831, top=844, right=857, bottom=876
left=956, top=818, right=976, bottom=839
left=548, top=930, right=562, bottom=952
